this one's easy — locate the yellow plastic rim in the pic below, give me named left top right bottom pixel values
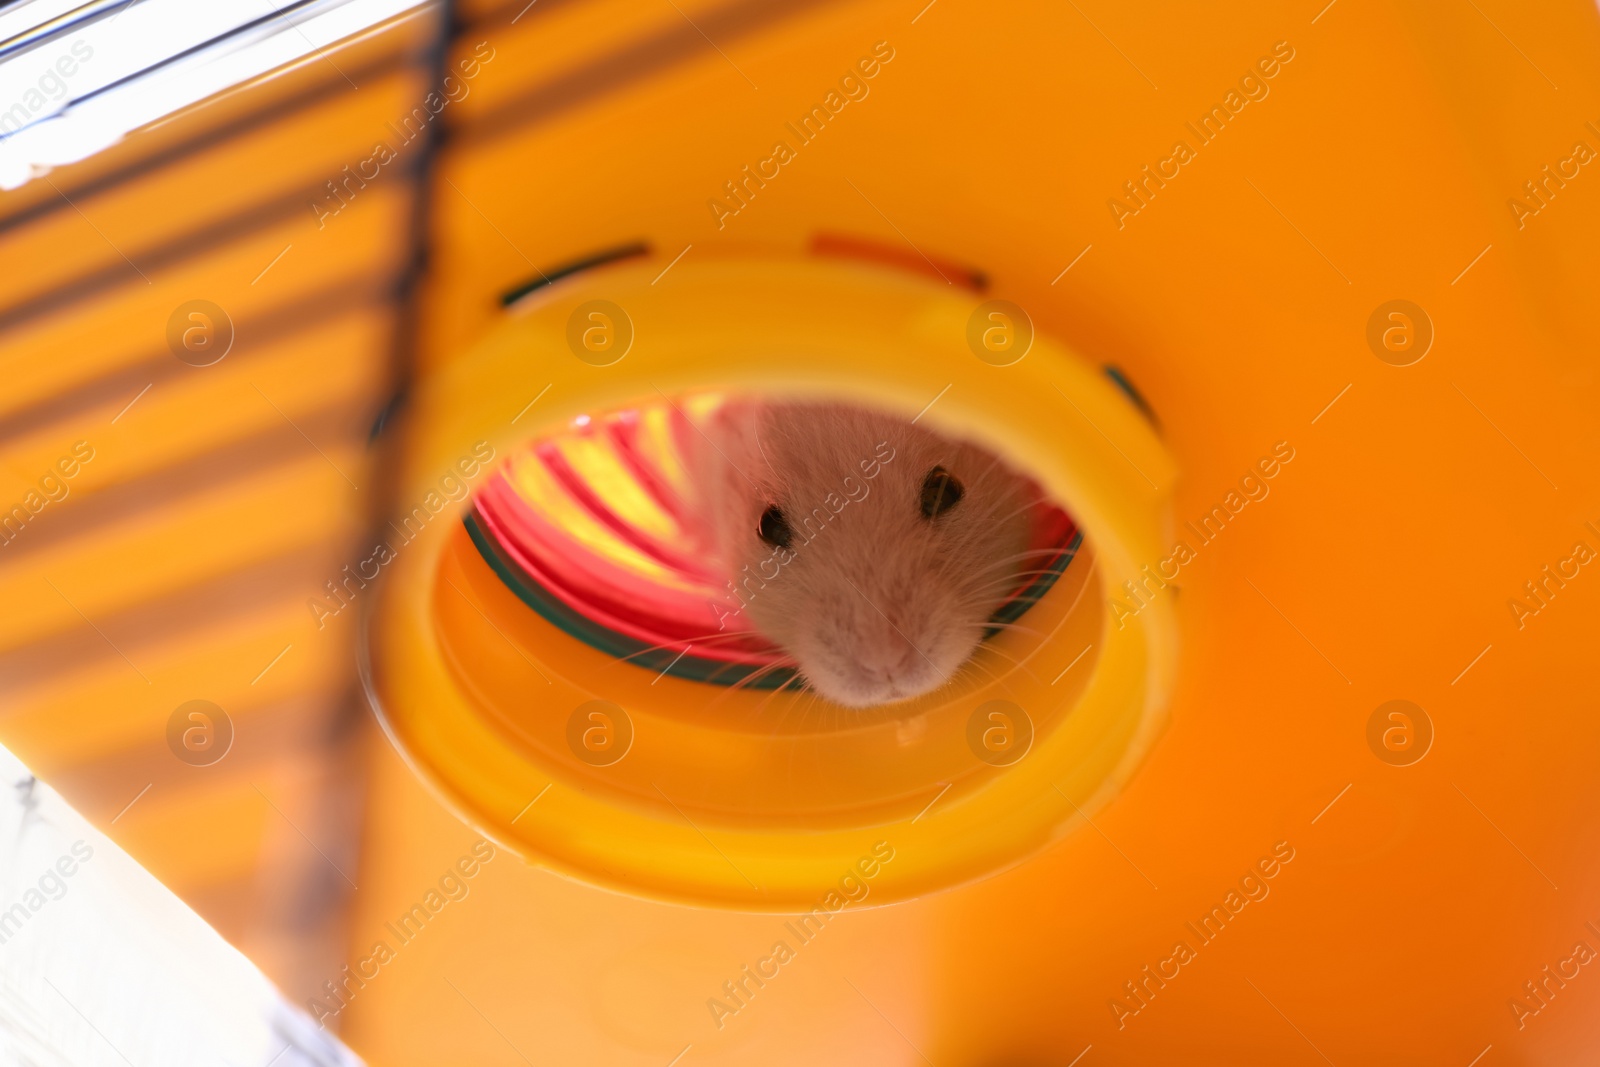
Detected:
left=362, top=253, right=1178, bottom=909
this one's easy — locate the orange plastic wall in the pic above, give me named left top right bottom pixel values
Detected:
left=342, top=1, right=1600, bottom=1064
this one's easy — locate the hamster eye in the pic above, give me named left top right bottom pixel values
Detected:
left=757, top=505, right=793, bottom=548
left=920, top=466, right=964, bottom=519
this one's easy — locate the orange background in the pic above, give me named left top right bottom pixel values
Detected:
left=1, top=0, right=1597, bottom=1063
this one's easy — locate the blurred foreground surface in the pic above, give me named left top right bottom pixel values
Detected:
left=0, top=743, right=361, bottom=1066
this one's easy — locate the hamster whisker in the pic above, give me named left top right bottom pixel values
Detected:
left=955, top=655, right=1010, bottom=692
left=607, top=630, right=766, bottom=669
left=947, top=573, right=1064, bottom=604
left=967, top=641, right=1047, bottom=686
left=972, top=620, right=1045, bottom=637
left=750, top=414, right=793, bottom=493
left=939, top=549, right=1058, bottom=585
left=977, top=547, right=1076, bottom=568
left=925, top=491, right=1042, bottom=585
left=963, top=447, right=1011, bottom=490
left=960, top=555, right=1071, bottom=588
left=705, top=658, right=801, bottom=708
left=617, top=630, right=762, bottom=657
left=750, top=670, right=806, bottom=717
left=989, top=490, right=1052, bottom=522
left=965, top=565, right=1070, bottom=586
left=960, top=643, right=1036, bottom=684
left=788, top=687, right=827, bottom=739
left=697, top=660, right=777, bottom=699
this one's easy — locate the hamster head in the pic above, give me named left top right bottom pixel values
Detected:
left=702, top=401, right=1036, bottom=708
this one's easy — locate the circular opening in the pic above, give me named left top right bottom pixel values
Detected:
left=361, top=253, right=1175, bottom=908
left=430, top=392, right=1102, bottom=828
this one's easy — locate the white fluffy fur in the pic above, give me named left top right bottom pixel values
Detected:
left=692, top=400, right=1033, bottom=708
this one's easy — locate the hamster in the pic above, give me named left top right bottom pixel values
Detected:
left=691, top=399, right=1036, bottom=708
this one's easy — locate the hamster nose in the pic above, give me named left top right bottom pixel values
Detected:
left=858, top=636, right=919, bottom=684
